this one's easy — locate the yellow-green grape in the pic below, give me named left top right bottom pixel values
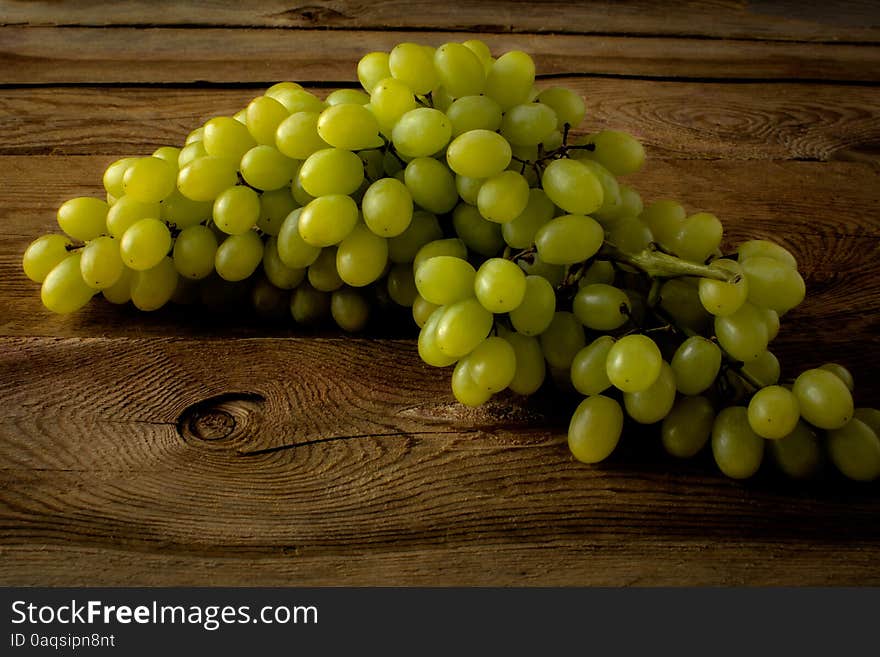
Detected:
left=501, top=189, right=555, bottom=249
left=474, top=257, right=527, bottom=313
left=540, top=159, right=603, bottom=215
left=670, top=336, right=722, bottom=395
left=500, top=103, right=557, bottom=146
left=747, top=385, right=801, bottom=440
left=714, top=302, right=769, bottom=362
left=185, top=126, right=205, bottom=144
left=262, top=237, right=305, bottom=289
left=540, top=311, right=586, bottom=370
left=415, top=255, right=475, bottom=306
left=265, top=81, right=301, bottom=101
left=22, top=234, right=72, bottom=283
left=579, top=160, right=621, bottom=218
left=232, top=109, right=248, bottom=125
left=240, top=145, right=297, bottom=191
left=659, top=278, right=711, bottom=333
left=277, top=208, right=321, bottom=268
left=698, top=259, right=747, bottom=316
left=446, top=129, right=512, bottom=179
left=485, top=50, right=535, bottom=111
left=585, top=130, right=646, bottom=176
left=161, top=190, right=211, bottom=230
left=418, top=306, right=458, bottom=367
left=503, top=331, right=546, bottom=395
left=454, top=175, right=483, bottom=206
left=451, top=358, right=492, bottom=407
left=102, top=266, right=133, bottom=304
left=759, top=307, right=780, bottom=341
left=541, top=130, right=563, bottom=151
left=119, top=218, right=171, bottom=271
left=827, top=419, right=880, bottom=482
left=617, top=184, right=644, bottom=218
left=818, top=364, right=855, bottom=391
left=245, top=95, right=290, bottom=145
left=476, top=170, right=529, bottom=224
left=519, top=254, right=565, bottom=288
left=606, top=334, right=662, bottom=393
left=662, top=396, right=714, bottom=458
left=740, top=350, right=781, bottom=387
left=740, top=256, right=805, bottom=314
left=298, top=194, right=359, bottom=247
left=604, top=216, right=653, bottom=253
left=509, top=275, right=556, bottom=336
left=307, top=247, right=344, bottom=292
left=404, top=157, right=458, bottom=214
left=331, top=287, right=370, bottom=332
left=107, top=197, right=158, bottom=238
left=435, top=297, right=494, bottom=358
left=213, top=185, right=260, bottom=235
left=40, top=253, right=96, bottom=314
left=178, top=141, right=207, bottom=167
left=122, top=157, right=176, bottom=204
left=317, top=103, right=380, bottom=151
left=172, top=224, right=217, bottom=280
left=537, top=86, right=586, bottom=130
left=769, top=421, right=820, bottom=479
left=572, top=283, right=630, bottom=331
left=568, top=395, right=624, bottom=464
left=446, top=95, right=502, bottom=136
left=463, top=39, right=493, bottom=72
left=203, top=116, right=256, bottom=161
left=275, top=111, right=329, bottom=159
left=177, top=156, right=238, bottom=202
left=640, top=199, right=685, bottom=245
left=57, top=197, right=108, bottom=241
left=570, top=336, right=614, bottom=396
left=257, top=188, right=298, bottom=236
left=299, top=148, right=364, bottom=197
left=103, top=157, right=137, bottom=198
left=250, top=276, right=288, bottom=318
left=669, top=212, right=722, bottom=263
left=413, top=238, right=467, bottom=272
left=388, top=42, right=437, bottom=95
left=291, top=282, right=330, bottom=324
left=623, top=361, right=676, bottom=424
left=386, top=263, right=418, bottom=307
left=130, top=256, right=178, bottom=311
left=854, top=408, right=880, bottom=436
left=361, top=177, right=413, bottom=238
left=534, top=214, right=604, bottom=265
left=357, top=51, right=391, bottom=93
left=392, top=108, right=452, bottom=158
left=737, top=239, right=797, bottom=269
left=792, top=368, right=854, bottom=430
left=412, top=294, right=438, bottom=327
left=79, top=236, right=123, bottom=289
left=465, top=336, right=517, bottom=393
left=388, top=210, right=443, bottom=263
left=152, top=147, right=180, bottom=169
left=214, top=230, right=263, bottom=282
left=291, top=164, right=316, bottom=206
left=325, top=88, right=370, bottom=106
left=711, top=406, right=765, bottom=479
left=433, top=42, right=486, bottom=97
left=580, top=260, right=615, bottom=287
left=369, top=77, right=417, bottom=133
left=274, top=88, right=327, bottom=114
left=451, top=203, right=504, bottom=257
left=336, top=224, right=389, bottom=287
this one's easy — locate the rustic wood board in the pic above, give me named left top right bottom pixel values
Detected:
left=1, top=1, right=879, bottom=586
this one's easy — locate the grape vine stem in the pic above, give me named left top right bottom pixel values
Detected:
left=601, top=243, right=738, bottom=282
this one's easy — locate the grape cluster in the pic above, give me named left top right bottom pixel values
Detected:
left=21, top=40, right=879, bottom=482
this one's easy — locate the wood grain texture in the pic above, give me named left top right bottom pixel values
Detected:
left=2, top=0, right=879, bottom=43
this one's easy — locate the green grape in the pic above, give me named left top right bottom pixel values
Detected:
left=369, top=77, right=417, bottom=132
left=275, top=111, right=329, bottom=159
left=579, top=260, right=615, bottom=287
left=446, top=129, right=512, bottom=179
left=213, top=185, right=260, bottom=235
left=503, top=331, right=546, bottom=395
left=509, top=275, right=556, bottom=336
left=540, top=311, right=586, bottom=370
left=122, top=157, right=176, bottom=203
left=534, top=214, right=604, bottom=265
left=584, top=130, right=645, bottom=176
left=698, top=259, right=747, bottom=316
left=361, top=177, right=413, bottom=238
left=435, top=298, right=494, bottom=358
left=570, top=336, right=614, bottom=396
left=214, top=230, right=263, bottom=282
left=714, top=302, right=769, bottom=362
left=572, top=283, right=630, bottom=331
left=57, top=197, right=109, bottom=241
left=659, top=278, right=710, bottom=333
left=474, top=257, right=527, bottom=313
left=392, top=108, right=452, bottom=158
left=624, top=361, right=676, bottom=424
left=768, top=421, right=820, bottom=479
left=388, top=211, right=443, bottom=263
left=119, top=218, right=171, bottom=271
left=388, top=42, right=437, bottom=95
left=160, top=190, right=211, bottom=230
left=518, top=254, right=565, bottom=287
left=185, top=126, right=205, bottom=144
left=357, top=51, right=391, bottom=93
left=359, top=148, right=384, bottom=179
left=277, top=208, right=321, bottom=268
left=453, top=175, right=482, bottom=207
left=326, top=88, right=370, bottom=106
left=640, top=199, right=685, bottom=245
left=387, top=263, right=418, bottom=306
left=604, top=216, right=652, bottom=253
left=501, top=188, right=555, bottom=249
left=540, top=159, right=603, bottom=215
left=537, top=86, right=586, bottom=130
left=172, top=225, right=217, bottom=280
left=336, top=223, right=389, bottom=287
left=661, top=396, right=714, bottom=458
left=106, top=197, right=158, bottom=238
left=307, top=247, right=344, bottom=292
left=485, top=50, right=535, bottom=111
left=711, top=406, right=765, bottom=479
left=451, top=203, right=503, bottom=257
left=240, top=145, right=297, bottom=191
left=262, top=236, right=305, bottom=289
left=817, top=363, right=854, bottom=391
left=202, top=116, right=256, bottom=161
left=412, top=294, right=438, bottom=327
left=670, top=212, right=722, bottom=263
left=250, top=276, right=288, bottom=318
left=298, top=194, right=359, bottom=247
left=567, top=395, right=624, bottom=464
left=177, top=141, right=207, bottom=167
left=433, top=42, right=485, bottom=97
left=827, top=419, right=880, bottom=482
left=299, top=148, right=364, bottom=197
left=404, top=157, right=458, bottom=214
left=617, top=184, right=644, bottom=218
left=22, top=234, right=72, bottom=283
left=462, top=39, right=494, bottom=72
left=79, top=236, right=123, bottom=289
left=748, top=385, right=800, bottom=440
left=102, top=266, right=133, bottom=304
left=792, top=368, right=854, bottom=430
left=741, top=256, right=805, bottom=314
left=177, top=156, right=238, bottom=202
left=451, top=359, right=493, bottom=407
left=541, top=129, right=563, bottom=152
left=266, top=82, right=311, bottom=110
left=245, top=95, right=290, bottom=145
left=737, top=239, right=797, bottom=269
left=740, top=350, right=781, bottom=387
left=413, top=238, right=467, bottom=271
left=670, top=336, right=721, bottom=395
left=257, top=188, right=297, bottom=236
left=466, top=336, right=517, bottom=393
left=759, top=308, right=780, bottom=341
left=854, top=407, right=880, bottom=436
left=291, top=164, right=316, bottom=206
left=232, top=109, right=248, bottom=126
left=40, top=253, right=96, bottom=314
left=418, top=306, right=458, bottom=367
left=317, top=103, right=380, bottom=151
left=331, top=287, right=370, bottom=332
left=130, top=256, right=178, bottom=311
left=476, top=170, right=530, bottom=224
left=579, top=160, right=621, bottom=217
left=500, top=103, right=557, bottom=146
left=446, top=95, right=502, bottom=136
left=415, top=255, right=475, bottom=306
left=103, top=157, right=137, bottom=198
left=291, top=282, right=330, bottom=324
left=606, top=334, right=662, bottom=393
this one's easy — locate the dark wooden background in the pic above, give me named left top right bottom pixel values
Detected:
left=1, top=1, right=879, bottom=586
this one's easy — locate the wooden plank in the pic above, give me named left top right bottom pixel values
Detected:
left=2, top=80, right=879, bottom=161
left=2, top=0, right=879, bottom=43
left=1, top=335, right=878, bottom=586
left=2, top=27, right=880, bottom=85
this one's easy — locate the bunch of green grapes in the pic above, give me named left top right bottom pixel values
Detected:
left=21, top=39, right=879, bottom=483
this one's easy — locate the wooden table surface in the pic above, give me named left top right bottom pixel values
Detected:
left=1, top=1, right=879, bottom=586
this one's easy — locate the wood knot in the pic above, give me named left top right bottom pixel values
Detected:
left=177, top=392, right=266, bottom=450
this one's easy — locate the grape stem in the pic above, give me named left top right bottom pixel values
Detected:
left=601, top=243, right=738, bottom=282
